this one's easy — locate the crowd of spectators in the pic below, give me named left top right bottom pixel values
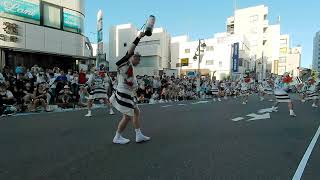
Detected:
left=0, top=64, right=233, bottom=116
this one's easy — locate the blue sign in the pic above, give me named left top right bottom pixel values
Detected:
left=0, top=0, right=40, bottom=21
left=232, top=42, right=239, bottom=73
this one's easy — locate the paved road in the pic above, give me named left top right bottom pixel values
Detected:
left=0, top=96, right=319, bottom=180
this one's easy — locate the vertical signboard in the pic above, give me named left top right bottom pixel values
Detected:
left=96, top=10, right=104, bottom=65
left=232, top=42, right=239, bottom=73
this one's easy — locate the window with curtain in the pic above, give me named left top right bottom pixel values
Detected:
left=43, top=3, right=61, bottom=29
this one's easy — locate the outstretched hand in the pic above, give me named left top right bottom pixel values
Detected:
left=138, top=32, right=145, bottom=39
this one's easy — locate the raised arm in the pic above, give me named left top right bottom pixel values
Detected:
left=115, top=32, right=145, bottom=66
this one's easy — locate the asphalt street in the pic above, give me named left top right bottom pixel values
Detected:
left=0, top=95, right=319, bottom=180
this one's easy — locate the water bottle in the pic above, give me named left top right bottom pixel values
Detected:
left=145, top=15, right=156, bottom=36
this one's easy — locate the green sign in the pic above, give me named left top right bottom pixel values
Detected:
left=0, top=0, right=40, bottom=22
left=63, top=9, right=83, bottom=33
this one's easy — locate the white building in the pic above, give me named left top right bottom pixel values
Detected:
left=171, top=33, right=250, bottom=80
left=109, top=24, right=171, bottom=76
left=0, top=0, right=93, bottom=70
left=227, top=5, right=301, bottom=78
left=273, top=35, right=301, bottom=76
left=313, top=31, right=320, bottom=71
left=227, top=5, right=268, bottom=61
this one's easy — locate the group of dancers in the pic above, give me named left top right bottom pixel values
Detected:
left=208, top=72, right=320, bottom=117
left=80, top=31, right=319, bottom=144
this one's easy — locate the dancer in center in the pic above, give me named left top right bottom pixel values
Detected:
left=271, top=73, right=296, bottom=117
left=110, top=32, right=151, bottom=145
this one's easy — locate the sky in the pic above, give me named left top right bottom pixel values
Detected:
left=84, top=0, right=320, bottom=68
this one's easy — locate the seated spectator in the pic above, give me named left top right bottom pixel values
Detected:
left=31, top=83, right=51, bottom=112
left=23, top=82, right=34, bottom=106
left=0, top=84, right=15, bottom=105
left=78, top=85, right=89, bottom=107
left=144, top=87, right=153, bottom=103
left=149, top=91, right=159, bottom=104
left=57, top=85, right=74, bottom=109
left=0, top=84, right=16, bottom=115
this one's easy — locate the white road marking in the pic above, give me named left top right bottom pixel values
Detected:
left=231, top=117, right=244, bottom=122
left=292, top=125, right=320, bottom=180
left=191, top=101, right=209, bottom=105
left=161, top=105, right=173, bottom=108
left=177, top=104, right=187, bottom=106
left=246, top=113, right=270, bottom=121
left=258, top=107, right=277, bottom=114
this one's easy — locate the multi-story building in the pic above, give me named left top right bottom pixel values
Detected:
left=0, top=0, right=93, bottom=70
left=171, top=33, right=250, bottom=80
left=313, top=31, right=320, bottom=71
left=109, top=24, right=171, bottom=76
left=273, top=35, right=301, bottom=76
left=227, top=5, right=301, bottom=78
left=227, top=5, right=269, bottom=70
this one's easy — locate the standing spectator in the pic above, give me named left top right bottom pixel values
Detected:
left=152, top=76, right=161, bottom=94
left=56, top=70, right=67, bottom=82
left=71, top=71, right=79, bottom=98
left=78, top=69, right=87, bottom=85
left=15, top=64, right=24, bottom=79
left=36, top=71, right=47, bottom=84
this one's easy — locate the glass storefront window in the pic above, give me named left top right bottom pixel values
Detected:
left=43, top=3, right=61, bottom=29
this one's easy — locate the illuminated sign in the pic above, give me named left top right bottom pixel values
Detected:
left=63, top=8, right=83, bottom=33
left=0, top=0, right=40, bottom=23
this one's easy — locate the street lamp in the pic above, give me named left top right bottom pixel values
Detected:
left=193, top=39, right=206, bottom=75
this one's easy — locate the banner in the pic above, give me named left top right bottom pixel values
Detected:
left=0, top=0, right=40, bottom=23
left=232, top=42, right=239, bottom=73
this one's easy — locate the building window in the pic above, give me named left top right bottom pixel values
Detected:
left=279, top=57, right=286, bottom=63
left=185, top=49, right=190, bottom=53
left=264, top=14, right=267, bottom=20
left=206, top=60, right=214, bottom=65
left=239, top=58, right=243, bottom=66
left=280, top=39, right=287, bottom=47
left=42, top=3, right=61, bottom=29
left=219, top=61, right=222, bottom=67
left=251, top=27, right=258, bottom=34
left=206, top=46, right=214, bottom=51
left=249, top=15, right=258, bottom=23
